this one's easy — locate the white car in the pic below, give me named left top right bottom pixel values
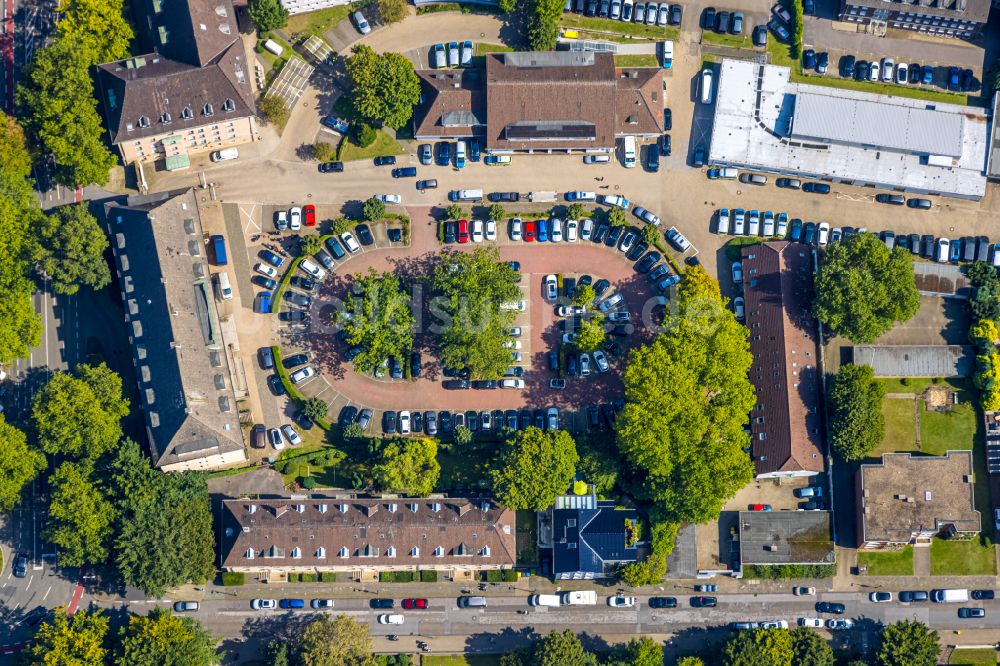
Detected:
left=399, top=410, right=411, bottom=435
left=485, top=219, right=497, bottom=241
left=501, top=300, right=526, bottom=311
left=598, top=292, right=624, bottom=312
left=817, top=222, right=830, bottom=247
left=759, top=621, right=788, bottom=629
left=937, top=238, right=950, bottom=263
left=762, top=213, right=775, bottom=237
left=896, top=62, right=908, bottom=84
left=275, top=210, right=288, bottom=231
left=510, top=352, right=522, bottom=363
left=593, top=350, right=609, bottom=372
left=748, top=210, right=760, bottom=236
left=510, top=218, right=523, bottom=241
left=471, top=219, right=484, bottom=243
left=666, top=228, right=690, bottom=251
left=378, top=614, right=404, bottom=625
left=544, top=274, right=558, bottom=302
left=798, top=618, right=823, bottom=628
left=608, top=596, right=635, bottom=607
left=717, top=209, right=730, bottom=235
left=579, top=353, right=591, bottom=376
left=290, top=366, right=315, bottom=384
left=733, top=296, right=745, bottom=320
left=299, top=258, right=326, bottom=280
left=562, top=332, right=578, bottom=344
left=268, top=427, right=285, bottom=451
left=566, top=220, right=578, bottom=242
left=869, top=591, right=893, bottom=603
left=341, top=232, right=360, bottom=253
left=289, top=207, right=302, bottom=231
left=254, top=263, right=278, bottom=278
left=557, top=305, right=586, bottom=317
left=252, top=599, right=277, bottom=610
left=376, top=194, right=402, bottom=204
left=581, top=218, right=594, bottom=240
left=607, top=311, right=629, bottom=322
left=550, top=218, right=563, bottom=242
left=792, top=587, right=816, bottom=596
left=776, top=214, right=788, bottom=237
left=280, top=424, right=302, bottom=446
left=733, top=209, right=746, bottom=235
left=881, top=58, right=894, bottom=82
left=507, top=327, right=522, bottom=337
left=500, top=378, right=524, bottom=389
left=732, top=261, right=743, bottom=283
left=599, top=194, right=629, bottom=209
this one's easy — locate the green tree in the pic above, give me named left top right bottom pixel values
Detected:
left=566, top=203, right=584, bottom=221
left=641, top=224, right=660, bottom=246
left=248, top=0, right=288, bottom=32
left=575, top=317, right=606, bottom=353
left=876, top=620, right=939, bottom=666
left=313, top=141, right=337, bottom=162
left=266, top=641, right=290, bottom=666
left=491, top=427, right=578, bottom=510
left=813, top=233, right=920, bottom=343
left=297, top=614, right=378, bottom=666
left=363, top=197, right=386, bottom=222
left=790, top=627, right=834, bottom=666
left=303, top=397, right=329, bottom=423
left=431, top=247, right=521, bottom=379
left=300, top=235, right=323, bottom=256
left=373, top=438, right=440, bottom=496
left=55, top=0, right=132, bottom=64
left=32, top=203, right=111, bottom=295
left=607, top=207, right=627, bottom=226
left=722, top=628, right=794, bottom=666
left=532, top=630, right=597, bottom=666
left=115, top=608, right=219, bottom=666
left=677, top=659, right=705, bottom=666
left=343, top=423, right=365, bottom=440
left=46, top=461, right=116, bottom=567
left=17, top=38, right=117, bottom=187
left=498, top=0, right=517, bottom=11
left=444, top=204, right=463, bottom=220
left=576, top=433, right=620, bottom=495
left=616, top=264, right=755, bottom=524
left=331, top=217, right=355, bottom=235
left=454, top=425, right=473, bottom=445
left=791, top=0, right=804, bottom=58
left=352, top=122, right=377, bottom=148
left=0, top=417, right=45, bottom=510
left=489, top=204, right=506, bottom=222
left=259, top=95, right=289, bottom=127
left=334, top=268, right=414, bottom=374
left=345, top=45, right=421, bottom=129
left=527, top=0, right=564, bottom=51
left=109, top=440, right=216, bottom=597
left=377, top=0, right=408, bottom=23
left=574, top=284, right=595, bottom=307
left=30, top=608, right=109, bottom=666
left=619, top=637, right=662, bottom=666
left=827, top=363, right=885, bottom=461
left=32, top=363, right=129, bottom=461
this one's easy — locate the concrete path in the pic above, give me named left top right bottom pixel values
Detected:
left=913, top=545, right=931, bottom=578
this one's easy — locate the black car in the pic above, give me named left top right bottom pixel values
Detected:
left=626, top=242, right=649, bottom=262
left=971, top=590, right=995, bottom=600
left=440, top=410, right=453, bottom=433
left=252, top=275, right=277, bottom=289
left=692, top=145, right=705, bottom=168
left=466, top=410, right=479, bottom=431
left=566, top=353, right=578, bottom=378
left=318, top=161, right=344, bottom=173
left=855, top=60, right=869, bottom=81
left=444, top=221, right=457, bottom=243
left=921, top=234, right=935, bottom=258
left=803, top=222, right=816, bottom=245
left=356, top=224, right=374, bottom=245
left=290, top=276, right=315, bottom=292
left=605, top=225, right=624, bottom=248
left=909, top=64, right=922, bottom=84
left=548, top=350, right=560, bottom=372
left=669, top=3, right=681, bottom=24
left=373, top=156, right=396, bottom=166
left=382, top=411, right=397, bottom=434
left=563, top=276, right=576, bottom=298
left=587, top=405, right=600, bottom=428
left=649, top=596, right=677, bottom=609
left=958, top=608, right=986, bottom=619
left=593, top=278, right=611, bottom=299
left=600, top=403, right=615, bottom=427
left=280, top=310, right=306, bottom=322
left=899, top=591, right=929, bottom=603
left=489, top=192, right=520, bottom=202
left=345, top=346, right=362, bottom=361
left=839, top=54, right=855, bottom=78
left=314, top=249, right=334, bottom=271
left=410, top=352, right=422, bottom=378
left=752, top=25, right=767, bottom=47
left=591, top=223, right=609, bottom=244
left=907, top=198, right=932, bottom=210
left=389, top=357, right=403, bottom=379
left=802, top=182, right=830, bottom=194
left=776, top=177, right=801, bottom=189
left=690, top=596, right=717, bottom=608
left=371, top=599, right=394, bottom=609
left=816, top=602, right=845, bottom=614
left=663, top=108, right=672, bottom=131
left=505, top=409, right=518, bottom=430
left=416, top=179, right=438, bottom=191
left=715, top=10, right=730, bottom=32
left=472, top=379, right=498, bottom=389
left=387, top=228, right=402, bottom=243
left=659, top=134, right=671, bottom=156
left=285, top=291, right=312, bottom=307
left=411, top=411, right=422, bottom=432
left=436, top=142, right=451, bottom=166
left=875, top=193, right=905, bottom=205
left=578, top=274, right=593, bottom=288
left=339, top=405, right=358, bottom=427
left=283, top=353, right=309, bottom=368
left=702, top=7, right=715, bottom=29
left=326, top=237, right=346, bottom=259
left=13, top=554, right=28, bottom=578
left=267, top=374, right=285, bottom=396
left=294, top=411, right=314, bottom=431
left=391, top=167, right=417, bottom=178
left=519, top=409, right=532, bottom=430
left=443, top=379, right=469, bottom=390
left=469, top=138, right=481, bottom=162
left=533, top=409, right=546, bottom=430
left=635, top=251, right=660, bottom=273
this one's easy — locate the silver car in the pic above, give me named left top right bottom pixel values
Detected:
left=447, top=42, right=459, bottom=67
left=657, top=2, right=669, bottom=25
left=633, top=1, right=646, bottom=22
left=645, top=2, right=658, bottom=23
left=432, top=44, right=446, bottom=69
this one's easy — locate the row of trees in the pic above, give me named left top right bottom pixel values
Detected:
left=29, top=607, right=220, bottom=665
left=827, top=363, right=884, bottom=461
left=500, top=631, right=662, bottom=666
left=967, top=263, right=1000, bottom=410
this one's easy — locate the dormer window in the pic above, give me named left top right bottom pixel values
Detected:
left=291, top=547, right=301, bottom=559
left=181, top=106, right=193, bottom=120
left=203, top=103, right=214, bottom=116
left=386, top=546, right=396, bottom=558
left=411, top=547, right=420, bottom=557
left=480, top=546, right=491, bottom=557
left=315, top=547, right=326, bottom=559
left=245, top=548, right=255, bottom=559
left=223, top=98, right=235, bottom=112
left=433, top=546, right=444, bottom=557
left=137, top=116, right=150, bottom=128
left=160, top=112, right=171, bottom=124
left=338, top=547, right=349, bottom=558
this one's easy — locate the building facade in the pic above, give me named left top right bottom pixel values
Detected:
left=837, top=0, right=989, bottom=39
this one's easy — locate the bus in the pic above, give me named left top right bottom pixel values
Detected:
left=622, top=135, right=636, bottom=168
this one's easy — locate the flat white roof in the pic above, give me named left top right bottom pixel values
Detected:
left=792, top=92, right=963, bottom=158
left=708, top=59, right=988, bottom=200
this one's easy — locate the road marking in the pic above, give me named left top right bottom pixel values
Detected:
left=42, top=585, right=51, bottom=601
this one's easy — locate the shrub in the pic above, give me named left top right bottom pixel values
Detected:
left=331, top=217, right=356, bottom=235
left=221, top=572, right=245, bottom=586
left=299, top=573, right=317, bottom=582
left=302, top=476, right=317, bottom=490
left=742, top=564, right=836, bottom=580
left=363, top=197, right=386, bottom=222
left=444, top=204, right=463, bottom=220
left=320, top=572, right=337, bottom=582
left=259, top=95, right=289, bottom=127
left=791, top=0, right=804, bottom=58
left=419, top=570, right=437, bottom=582
left=379, top=571, right=415, bottom=582
left=313, top=141, right=337, bottom=162
left=352, top=122, right=377, bottom=148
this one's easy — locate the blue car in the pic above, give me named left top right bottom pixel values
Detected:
left=259, top=249, right=284, bottom=267
left=325, top=237, right=346, bottom=259
left=279, top=599, right=305, bottom=609
left=255, top=291, right=271, bottom=314
left=436, top=142, right=451, bottom=166
left=321, top=116, right=349, bottom=133
left=469, top=137, right=481, bottom=162
left=537, top=218, right=549, bottom=242
left=802, top=49, right=816, bottom=70
left=947, top=67, right=960, bottom=91
left=922, top=64, right=934, bottom=85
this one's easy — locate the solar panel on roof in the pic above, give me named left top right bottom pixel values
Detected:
left=504, top=121, right=596, bottom=140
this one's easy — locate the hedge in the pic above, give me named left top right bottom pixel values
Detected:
left=320, top=572, right=337, bottom=582
left=742, top=564, right=835, bottom=580
left=483, top=569, right=518, bottom=582
left=419, top=570, right=437, bottom=582
left=221, top=572, right=245, bottom=586
left=379, top=571, right=415, bottom=583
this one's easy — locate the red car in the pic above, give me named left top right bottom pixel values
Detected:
left=457, top=219, right=469, bottom=244
left=402, top=598, right=428, bottom=609
left=523, top=220, right=535, bottom=242
left=749, top=504, right=773, bottom=511
left=303, top=204, right=317, bottom=227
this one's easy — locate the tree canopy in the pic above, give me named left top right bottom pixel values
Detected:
left=30, top=608, right=109, bottom=666
left=297, top=615, right=378, bottom=666
left=527, top=0, right=564, bottom=50
left=32, top=203, right=111, bottom=295
left=334, top=268, right=414, bottom=375
left=532, top=630, right=597, bottom=666
left=55, top=0, right=132, bottom=64
left=115, top=608, right=219, bottom=666
left=876, top=620, right=940, bottom=666
left=46, top=461, right=116, bottom=567
left=827, top=363, right=885, bottom=460
left=813, top=233, right=920, bottom=343
left=362, top=197, right=386, bottom=222
left=377, top=0, right=408, bottom=23
left=491, top=427, right=578, bottom=510
left=575, top=317, right=606, bottom=353
left=0, top=417, right=46, bottom=510
left=431, top=247, right=521, bottom=379
left=789, top=627, right=834, bottom=666
left=345, top=45, right=421, bottom=129
left=373, top=438, right=440, bottom=496
left=247, top=0, right=288, bottom=32
left=722, top=628, right=794, bottom=666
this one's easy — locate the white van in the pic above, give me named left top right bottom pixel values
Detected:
left=622, top=136, right=637, bottom=169
left=700, top=68, right=715, bottom=105
left=455, top=140, right=467, bottom=168
left=561, top=590, right=597, bottom=605
left=662, top=40, right=673, bottom=69
left=449, top=189, right=484, bottom=202
left=529, top=594, right=562, bottom=607
left=215, top=271, right=233, bottom=300
left=211, top=148, right=239, bottom=162
left=932, top=589, right=968, bottom=603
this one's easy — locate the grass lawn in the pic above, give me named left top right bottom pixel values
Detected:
left=875, top=398, right=917, bottom=456
left=286, top=4, right=356, bottom=37
left=920, top=400, right=976, bottom=456
left=560, top=13, right=679, bottom=42
left=949, top=648, right=999, bottom=665
left=724, top=236, right=759, bottom=261
left=436, top=439, right=496, bottom=492
left=475, top=42, right=513, bottom=55
left=614, top=54, right=659, bottom=67
left=423, top=656, right=503, bottom=666
left=857, top=546, right=914, bottom=576
left=338, top=130, right=405, bottom=162
left=701, top=30, right=754, bottom=50
left=930, top=538, right=997, bottom=576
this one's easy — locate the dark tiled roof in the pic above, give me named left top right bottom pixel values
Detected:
left=839, top=0, right=990, bottom=22
left=220, top=498, right=516, bottom=569
left=552, top=500, right=637, bottom=576
left=741, top=241, right=824, bottom=476
left=739, top=510, right=835, bottom=565
left=132, top=0, right=239, bottom=67
left=97, top=41, right=255, bottom=145
left=103, top=189, right=245, bottom=469
left=413, top=69, right=486, bottom=139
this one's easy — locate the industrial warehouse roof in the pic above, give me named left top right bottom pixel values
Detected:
left=708, top=59, right=988, bottom=200
left=791, top=92, right=964, bottom=158
left=851, top=345, right=975, bottom=378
